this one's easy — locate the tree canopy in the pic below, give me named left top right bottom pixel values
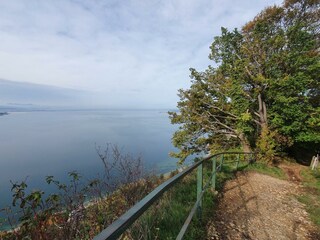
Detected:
left=170, top=0, right=319, bottom=163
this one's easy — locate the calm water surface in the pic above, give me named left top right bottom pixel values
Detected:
left=0, top=110, right=179, bottom=210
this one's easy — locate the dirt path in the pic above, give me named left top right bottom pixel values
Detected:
left=280, top=164, right=303, bottom=183
left=207, top=170, right=319, bottom=240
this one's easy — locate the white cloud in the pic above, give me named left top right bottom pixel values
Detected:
left=0, top=0, right=283, bottom=108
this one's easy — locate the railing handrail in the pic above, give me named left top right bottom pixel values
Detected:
left=94, top=151, right=253, bottom=240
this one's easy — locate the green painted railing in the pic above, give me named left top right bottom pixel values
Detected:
left=94, top=152, right=254, bottom=240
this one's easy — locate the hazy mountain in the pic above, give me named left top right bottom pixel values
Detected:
left=0, top=79, right=93, bottom=110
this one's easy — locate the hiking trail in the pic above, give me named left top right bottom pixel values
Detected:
left=207, top=165, right=319, bottom=240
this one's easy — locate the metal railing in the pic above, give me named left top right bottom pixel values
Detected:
left=94, top=152, right=254, bottom=240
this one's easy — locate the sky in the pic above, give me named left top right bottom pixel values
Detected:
left=0, top=0, right=283, bottom=109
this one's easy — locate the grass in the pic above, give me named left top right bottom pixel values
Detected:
left=121, top=155, right=254, bottom=239
left=243, top=161, right=287, bottom=179
left=298, top=168, right=320, bottom=229
left=123, top=160, right=235, bottom=239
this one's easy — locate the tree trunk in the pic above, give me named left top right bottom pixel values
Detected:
left=258, top=93, right=268, bottom=128
left=238, top=133, right=252, bottom=153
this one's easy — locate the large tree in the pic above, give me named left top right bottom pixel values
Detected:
left=170, top=0, right=319, bottom=163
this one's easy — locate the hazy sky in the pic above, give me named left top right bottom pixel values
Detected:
left=0, top=0, right=282, bottom=108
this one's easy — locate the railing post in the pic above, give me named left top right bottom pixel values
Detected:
left=197, top=163, right=203, bottom=218
left=236, top=153, right=240, bottom=170
left=211, top=157, right=216, bottom=191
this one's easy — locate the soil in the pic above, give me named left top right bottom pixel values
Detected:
left=207, top=165, right=320, bottom=240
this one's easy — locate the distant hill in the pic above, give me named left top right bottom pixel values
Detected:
left=0, top=79, right=92, bottom=109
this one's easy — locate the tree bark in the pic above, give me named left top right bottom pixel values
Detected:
left=258, top=93, right=268, bottom=128
left=262, top=101, right=268, bottom=125
left=238, top=133, right=252, bottom=153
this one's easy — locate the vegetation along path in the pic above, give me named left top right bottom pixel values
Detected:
left=207, top=165, right=319, bottom=240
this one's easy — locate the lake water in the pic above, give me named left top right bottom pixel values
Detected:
left=0, top=110, right=180, bottom=213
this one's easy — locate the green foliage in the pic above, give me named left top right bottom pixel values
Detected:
left=2, top=172, right=91, bottom=239
left=170, top=0, right=319, bottom=162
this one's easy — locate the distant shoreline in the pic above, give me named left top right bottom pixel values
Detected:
left=0, top=112, right=8, bottom=116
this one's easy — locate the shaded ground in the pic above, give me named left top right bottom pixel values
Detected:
left=207, top=167, right=319, bottom=240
